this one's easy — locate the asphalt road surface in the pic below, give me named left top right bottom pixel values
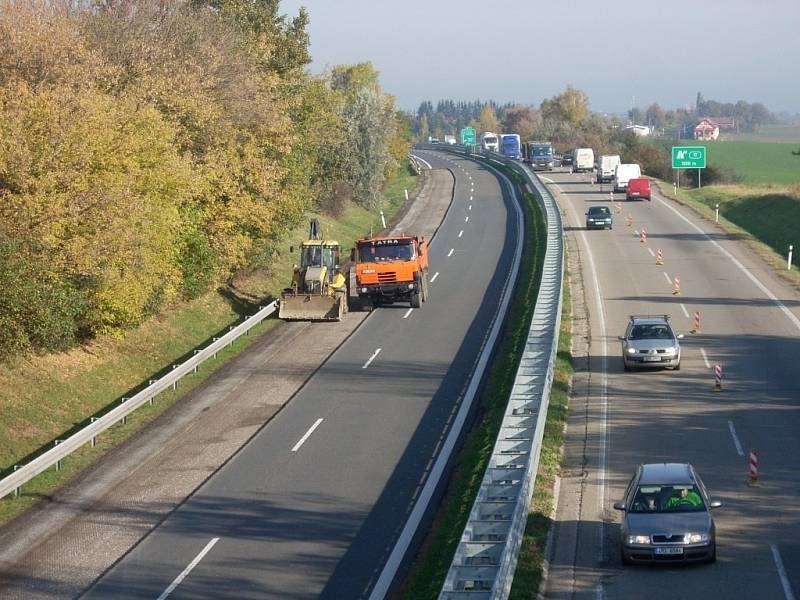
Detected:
left=542, top=169, right=800, bottom=600
left=82, top=151, right=521, bottom=599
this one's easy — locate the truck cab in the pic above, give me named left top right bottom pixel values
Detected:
left=353, top=236, right=430, bottom=310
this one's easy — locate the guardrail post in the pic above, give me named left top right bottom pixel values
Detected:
left=213, top=337, right=219, bottom=358
left=171, top=364, right=179, bottom=390
left=120, top=398, right=129, bottom=424
left=54, top=440, right=63, bottom=471
left=13, top=465, right=21, bottom=497
left=90, top=417, right=99, bottom=447
left=193, top=350, right=201, bottom=371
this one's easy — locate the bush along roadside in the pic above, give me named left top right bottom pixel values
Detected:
left=396, top=159, right=547, bottom=599
left=0, top=166, right=419, bottom=526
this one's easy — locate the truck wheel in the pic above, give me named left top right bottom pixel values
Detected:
left=361, top=297, right=373, bottom=312
left=422, top=273, right=430, bottom=302
left=410, top=291, right=421, bottom=309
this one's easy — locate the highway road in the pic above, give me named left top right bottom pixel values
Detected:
left=542, top=170, right=800, bottom=599
left=82, top=151, right=522, bottom=599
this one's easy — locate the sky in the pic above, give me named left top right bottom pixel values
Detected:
left=279, top=0, right=800, bottom=116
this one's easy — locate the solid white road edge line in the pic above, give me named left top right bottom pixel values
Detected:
left=771, top=544, right=797, bottom=600
left=447, top=248, right=454, bottom=257
left=655, top=193, right=800, bottom=332
left=291, top=418, right=324, bottom=452
left=156, top=537, right=220, bottom=600
left=700, top=348, right=711, bottom=369
left=727, top=420, right=744, bottom=456
left=362, top=348, right=381, bottom=369
left=679, top=303, right=690, bottom=319
left=572, top=203, right=609, bottom=564
left=430, top=271, right=439, bottom=283
left=403, top=308, right=413, bottom=319
left=411, top=154, right=433, bottom=170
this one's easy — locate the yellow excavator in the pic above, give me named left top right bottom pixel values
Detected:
left=278, top=219, right=348, bottom=321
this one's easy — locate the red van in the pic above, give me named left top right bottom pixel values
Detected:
left=626, top=178, right=651, bottom=201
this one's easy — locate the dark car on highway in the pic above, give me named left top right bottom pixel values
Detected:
left=615, top=463, right=721, bottom=565
left=585, top=206, right=613, bottom=230
left=560, top=153, right=573, bottom=167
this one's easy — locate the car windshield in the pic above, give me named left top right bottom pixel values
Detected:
left=588, top=207, right=610, bottom=216
left=629, top=484, right=706, bottom=513
left=485, top=137, right=497, bottom=144
left=629, top=323, right=672, bottom=340
left=533, top=146, right=552, bottom=157
left=358, top=242, right=414, bottom=262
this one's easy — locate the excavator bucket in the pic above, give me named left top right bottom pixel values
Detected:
left=278, top=291, right=347, bottom=321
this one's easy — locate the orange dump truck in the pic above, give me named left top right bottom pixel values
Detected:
left=352, top=235, right=429, bottom=310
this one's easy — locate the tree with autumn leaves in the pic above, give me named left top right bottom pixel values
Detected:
left=0, top=0, right=408, bottom=358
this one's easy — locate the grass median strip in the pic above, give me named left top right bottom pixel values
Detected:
left=397, top=161, right=547, bottom=599
left=509, top=266, right=572, bottom=598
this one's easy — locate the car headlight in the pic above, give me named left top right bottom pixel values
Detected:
left=627, top=535, right=650, bottom=545
left=626, top=348, right=636, bottom=355
left=665, top=347, right=676, bottom=354
left=684, top=533, right=710, bottom=544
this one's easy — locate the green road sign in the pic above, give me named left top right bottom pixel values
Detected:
left=461, top=127, right=476, bottom=145
left=672, top=146, right=706, bottom=169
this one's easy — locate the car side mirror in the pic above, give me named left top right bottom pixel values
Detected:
left=617, top=336, right=626, bottom=341
left=613, top=501, right=626, bottom=511
left=709, top=500, right=722, bottom=508
left=677, top=334, right=685, bottom=339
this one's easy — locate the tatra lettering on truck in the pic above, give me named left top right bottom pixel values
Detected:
left=353, top=235, right=430, bottom=310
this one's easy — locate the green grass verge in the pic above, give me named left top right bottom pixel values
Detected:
left=396, top=161, right=547, bottom=599
left=509, top=265, right=572, bottom=598
left=0, top=165, right=418, bottom=524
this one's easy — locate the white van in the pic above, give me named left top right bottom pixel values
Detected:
left=573, top=148, right=595, bottom=173
left=596, top=155, right=621, bottom=183
left=613, top=163, right=642, bottom=192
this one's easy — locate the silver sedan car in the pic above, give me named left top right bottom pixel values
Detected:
left=615, top=463, right=722, bottom=565
left=619, top=315, right=683, bottom=371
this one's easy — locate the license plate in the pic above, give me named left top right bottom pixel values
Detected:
left=630, top=192, right=640, bottom=196
left=655, top=547, right=684, bottom=555
left=643, top=356, right=660, bottom=362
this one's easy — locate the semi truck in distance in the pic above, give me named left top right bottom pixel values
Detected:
left=500, top=134, right=522, bottom=159
left=352, top=235, right=430, bottom=311
left=481, top=132, right=499, bottom=152
left=572, top=148, right=595, bottom=173
left=596, top=154, right=621, bottom=183
left=524, top=141, right=555, bottom=170
left=444, top=134, right=457, bottom=145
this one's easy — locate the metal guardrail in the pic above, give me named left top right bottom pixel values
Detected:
left=0, top=301, right=278, bottom=500
left=421, top=144, right=564, bottom=599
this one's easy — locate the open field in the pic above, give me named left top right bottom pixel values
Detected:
left=0, top=166, right=417, bottom=523
left=727, top=123, right=800, bottom=144
left=655, top=139, right=800, bottom=185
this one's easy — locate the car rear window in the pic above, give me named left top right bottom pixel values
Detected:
left=588, top=207, right=610, bottom=215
